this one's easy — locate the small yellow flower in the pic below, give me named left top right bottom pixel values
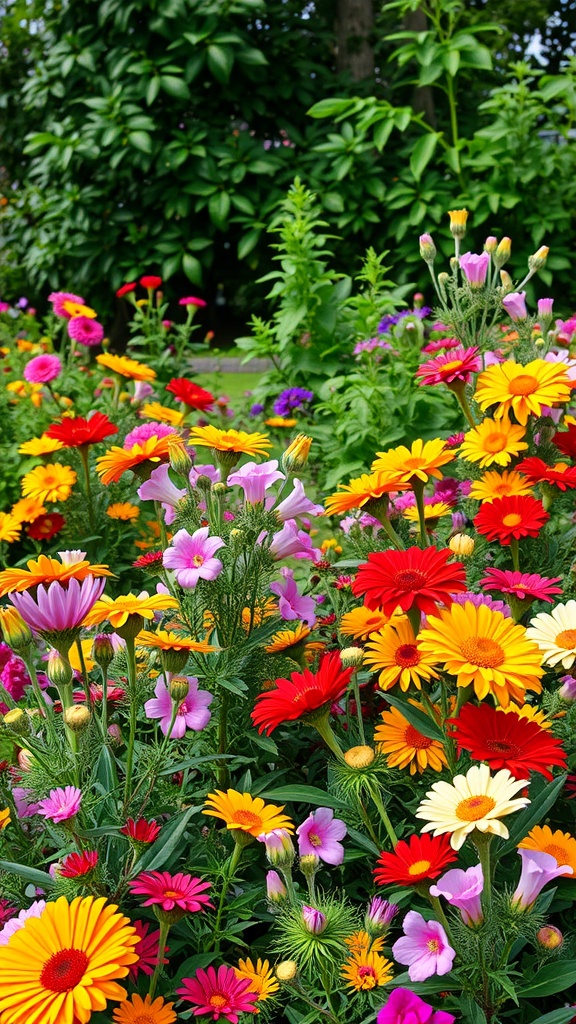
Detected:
left=371, top=438, right=454, bottom=484
left=321, top=538, right=342, bottom=554
left=203, top=789, right=293, bottom=836
left=0, top=808, right=10, bottom=830
left=61, top=300, right=97, bottom=318
left=469, top=469, right=533, bottom=502
left=448, top=208, right=468, bottom=237
left=325, top=471, right=408, bottom=517
left=18, top=435, right=64, bottom=456
left=265, top=416, right=297, bottom=427
left=340, top=606, right=398, bottom=640
left=234, top=958, right=279, bottom=1003
left=141, top=402, right=184, bottom=427
left=283, top=434, right=312, bottom=472
left=458, top=415, right=528, bottom=469
left=0, top=513, right=21, bottom=545
left=403, top=501, right=452, bottom=525
left=83, top=592, right=179, bottom=629
left=190, top=425, right=272, bottom=458
left=106, top=502, right=140, bottom=522
left=96, top=352, right=156, bottom=381
left=10, top=498, right=47, bottom=524
left=474, top=359, right=572, bottom=426
left=21, top=463, right=77, bottom=503
left=341, top=949, right=393, bottom=991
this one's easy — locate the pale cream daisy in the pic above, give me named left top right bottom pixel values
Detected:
left=415, top=762, right=530, bottom=850
left=526, top=600, right=576, bottom=670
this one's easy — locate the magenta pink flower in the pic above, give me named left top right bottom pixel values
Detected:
left=37, top=785, right=82, bottom=823
left=228, top=459, right=285, bottom=504
left=23, top=354, right=62, bottom=384
left=189, top=463, right=220, bottom=487
left=266, top=869, right=287, bottom=902
left=302, top=905, right=327, bottom=934
left=67, top=315, right=104, bottom=347
left=392, top=911, right=455, bottom=981
left=144, top=676, right=213, bottom=737
left=377, top=988, right=455, bottom=1024
left=163, top=526, right=225, bottom=588
left=275, top=478, right=323, bottom=521
left=480, top=569, right=562, bottom=604
left=123, top=422, right=174, bottom=448
left=129, top=920, right=168, bottom=981
left=270, top=567, right=316, bottom=625
left=296, top=807, right=347, bottom=865
left=416, top=347, right=481, bottom=387
left=128, top=870, right=213, bottom=913
left=459, top=251, right=490, bottom=288
left=429, top=865, right=484, bottom=927
left=10, top=576, right=105, bottom=633
left=177, top=965, right=258, bottom=1022
left=267, top=519, right=321, bottom=560
left=48, top=291, right=86, bottom=317
left=179, top=296, right=207, bottom=307
left=422, top=337, right=460, bottom=354
left=512, top=850, right=572, bottom=910
left=502, top=290, right=528, bottom=321
left=538, top=298, right=554, bottom=318
left=366, top=896, right=399, bottom=934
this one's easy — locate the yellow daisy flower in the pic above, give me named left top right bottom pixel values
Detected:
left=241, top=599, right=277, bottom=630
left=402, top=501, right=453, bottom=524
left=0, top=513, right=21, bottom=545
left=18, top=435, right=64, bottom=456
left=141, top=402, right=184, bottom=427
left=364, top=618, right=439, bottom=692
left=83, top=592, right=179, bottom=629
left=107, top=503, right=141, bottom=522
left=189, top=425, right=272, bottom=458
left=497, top=703, right=551, bottom=729
left=418, top=601, right=543, bottom=707
left=344, top=931, right=385, bottom=954
left=519, top=825, right=576, bottom=876
left=341, top=949, right=393, bottom=991
left=203, top=789, right=294, bottom=836
left=21, top=463, right=77, bottom=503
left=415, top=762, right=530, bottom=850
left=324, top=471, right=408, bottom=517
left=458, top=415, right=528, bottom=468
left=374, top=702, right=447, bottom=774
left=96, top=352, right=156, bottom=381
left=265, top=416, right=298, bottom=427
left=136, top=628, right=215, bottom=654
left=526, top=601, right=576, bottom=670
left=469, top=469, right=533, bottom=502
left=234, top=957, right=279, bottom=1003
left=266, top=623, right=312, bottom=653
left=0, top=551, right=112, bottom=598
left=0, top=808, right=10, bottom=829
left=61, top=300, right=98, bottom=318
left=340, top=606, right=398, bottom=640
left=371, top=438, right=454, bottom=483
left=10, top=498, right=47, bottom=524
left=474, top=359, right=573, bottom=425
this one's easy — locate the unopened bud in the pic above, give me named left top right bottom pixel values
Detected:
left=4, top=709, right=30, bottom=736
left=528, top=245, right=549, bottom=272
left=449, top=533, right=475, bottom=557
left=169, top=676, right=189, bottom=702
left=500, top=270, right=513, bottom=292
left=47, top=651, right=73, bottom=688
left=413, top=292, right=425, bottom=309
left=302, top=905, right=327, bottom=935
left=437, top=272, right=450, bottom=300
left=282, top=434, right=312, bottom=474
left=229, top=528, right=242, bottom=540
left=259, top=828, right=295, bottom=867
left=299, top=853, right=320, bottom=879
left=536, top=924, right=563, bottom=950
left=366, top=896, right=399, bottom=936
left=266, top=869, right=287, bottom=902
left=169, top=440, right=192, bottom=477
left=537, top=298, right=554, bottom=323
left=275, top=960, right=298, bottom=983
left=108, top=723, right=123, bottom=746
left=213, top=482, right=227, bottom=496
left=195, top=474, right=213, bottom=493
left=344, top=745, right=375, bottom=769
left=114, top=613, right=144, bottom=640
left=0, top=607, right=32, bottom=652
left=91, top=633, right=115, bottom=670
left=447, top=209, right=468, bottom=239
left=419, top=233, right=437, bottom=264
left=494, top=237, right=511, bottom=268
left=340, top=647, right=364, bottom=668
left=161, top=647, right=190, bottom=675
left=484, top=236, right=498, bottom=254
left=63, top=705, right=91, bottom=733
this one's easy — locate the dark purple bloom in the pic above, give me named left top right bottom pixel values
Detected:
left=273, top=388, right=313, bottom=417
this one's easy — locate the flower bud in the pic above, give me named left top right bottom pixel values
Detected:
left=169, top=440, right=192, bottom=477
left=419, top=233, right=437, bottom=264
left=195, top=474, right=213, bottom=493
left=91, top=633, right=115, bottom=670
left=4, top=708, right=30, bottom=736
left=47, top=651, right=73, bottom=688
left=114, top=613, right=144, bottom=641
left=365, top=896, right=399, bottom=937
left=502, top=291, right=528, bottom=322
left=437, top=272, right=450, bottom=300
left=266, top=869, right=287, bottom=903
left=18, top=748, right=34, bottom=771
left=259, top=828, right=295, bottom=867
left=0, top=607, right=32, bottom=652
left=413, top=292, right=425, bottom=309
left=340, top=647, right=364, bottom=668
left=108, top=723, right=123, bottom=746
left=483, top=236, right=498, bottom=254
left=344, top=745, right=375, bottom=769
left=302, top=905, right=327, bottom=935
left=537, top=924, right=563, bottom=950
left=538, top=298, right=554, bottom=322
left=299, top=853, right=320, bottom=879
left=447, top=209, right=468, bottom=238
left=528, top=245, right=549, bottom=271
left=499, top=270, right=513, bottom=292
left=282, top=434, right=312, bottom=474
left=213, top=482, right=227, bottom=496
left=559, top=675, right=576, bottom=701
left=494, top=236, right=511, bottom=268
left=63, top=705, right=91, bottom=733
left=449, top=533, right=475, bottom=557
left=275, top=960, right=298, bottom=983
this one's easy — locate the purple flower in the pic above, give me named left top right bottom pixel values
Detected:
left=273, top=388, right=313, bottom=417
left=459, top=251, right=491, bottom=288
left=163, top=527, right=224, bottom=588
left=37, top=786, right=82, bottom=823
left=138, top=464, right=186, bottom=525
left=302, top=905, right=327, bottom=934
left=559, top=675, right=576, bottom=700
left=144, top=676, right=213, bottom=737
left=250, top=403, right=265, bottom=417
left=132, top=381, right=155, bottom=403
left=10, top=577, right=106, bottom=634
left=538, top=298, right=554, bottom=319
left=452, top=591, right=511, bottom=617
left=0, top=901, right=46, bottom=946
left=366, top=896, right=399, bottom=934
left=275, top=478, right=323, bottom=521
left=257, top=828, right=295, bottom=866
left=228, top=460, right=285, bottom=504
left=266, top=870, right=287, bottom=902
left=392, top=911, right=455, bottom=982
left=377, top=988, right=455, bottom=1024
left=269, top=567, right=316, bottom=625
left=124, top=422, right=174, bottom=449
left=296, top=807, right=347, bottom=866
left=12, top=787, right=40, bottom=818
left=502, top=291, right=528, bottom=321
left=266, top=520, right=321, bottom=561
left=512, top=849, right=572, bottom=910
left=429, top=865, right=484, bottom=927
left=189, top=464, right=220, bottom=487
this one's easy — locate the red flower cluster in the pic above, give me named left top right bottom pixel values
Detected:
left=351, top=546, right=467, bottom=615
left=250, top=652, right=353, bottom=735
left=374, top=833, right=457, bottom=887
left=516, top=456, right=576, bottom=490
left=166, top=378, right=214, bottom=410
left=450, top=703, right=567, bottom=780
left=47, top=412, right=118, bottom=448
left=474, top=494, right=549, bottom=545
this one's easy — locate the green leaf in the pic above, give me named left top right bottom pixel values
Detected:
left=206, top=45, right=234, bottom=84
left=128, top=131, right=152, bottom=153
left=496, top=775, right=566, bottom=857
left=389, top=971, right=461, bottom=993
left=323, top=192, right=345, bottom=213
left=260, top=785, right=349, bottom=810
left=132, top=806, right=201, bottom=874
left=382, top=691, right=445, bottom=741
left=182, top=252, right=202, bottom=284
left=0, top=861, right=56, bottom=888
left=146, top=77, right=161, bottom=105
left=530, top=1010, right=576, bottom=1024
left=307, top=98, right=354, bottom=119
left=374, top=118, right=394, bottom=150
left=517, top=960, right=576, bottom=998
left=410, top=132, right=439, bottom=181
left=238, top=229, right=261, bottom=260
left=160, top=76, right=191, bottom=100
left=208, top=191, right=231, bottom=229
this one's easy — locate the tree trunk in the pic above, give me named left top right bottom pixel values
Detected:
left=403, top=7, right=437, bottom=127
left=336, top=0, right=375, bottom=82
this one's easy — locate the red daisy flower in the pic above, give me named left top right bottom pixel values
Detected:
left=373, top=833, right=457, bottom=887
left=26, top=512, right=65, bottom=541
left=351, top=546, right=467, bottom=615
left=46, top=412, right=118, bottom=448
left=178, top=965, right=258, bottom=1022
left=165, top=378, right=214, bottom=410
left=120, top=817, right=161, bottom=844
left=88, top=683, right=126, bottom=703
left=116, top=282, right=137, bottom=298
left=250, top=651, right=353, bottom=735
left=129, top=920, right=169, bottom=981
left=553, top=424, right=576, bottom=460
left=516, top=456, right=576, bottom=491
left=416, top=346, right=481, bottom=387
left=128, top=870, right=213, bottom=915
left=140, top=275, right=162, bottom=289
left=133, top=550, right=164, bottom=570
left=449, top=702, right=567, bottom=780
left=480, top=569, right=562, bottom=604
left=58, top=850, right=98, bottom=878
left=473, top=494, right=549, bottom=545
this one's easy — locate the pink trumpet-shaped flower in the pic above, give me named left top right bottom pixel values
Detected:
left=377, top=988, right=456, bottom=1024
left=296, top=807, right=347, bottom=865
left=144, top=676, right=213, bottom=737
left=163, top=526, right=224, bottom=588
left=266, top=869, right=287, bottom=902
left=138, top=463, right=186, bottom=524
left=429, top=865, right=484, bottom=926
left=512, top=849, right=572, bottom=910
left=266, top=519, right=322, bottom=561
left=228, top=459, right=285, bottom=503
left=275, top=478, right=324, bottom=520
left=459, top=252, right=490, bottom=288
left=269, top=567, right=316, bottom=625
left=502, top=291, right=528, bottom=321
left=10, top=576, right=106, bottom=633
left=392, top=911, right=455, bottom=981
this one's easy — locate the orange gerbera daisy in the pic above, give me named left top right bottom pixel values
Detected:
left=136, top=629, right=215, bottom=654
left=374, top=703, right=447, bottom=774
left=324, top=471, right=408, bottom=517
left=371, top=438, right=454, bottom=483
left=339, top=606, right=396, bottom=639
left=96, top=434, right=179, bottom=485
left=113, top=993, right=176, bottom=1024
left=0, top=513, right=21, bottom=545
left=96, top=352, right=156, bottom=381
left=519, top=825, right=576, bottom=876
left=106, top=503, right=140, bottom=522
left=364, top=618, right=440, bottom=691
left=203, top=789, right=293, bottom=836
left=141, top=402, right=184, bottom=427
left=9, top=498, right=47, bottom=524
left=21, top=463, right=77, bottom=503
left=469, top=470, right=533, bottom=502
left=474, top=359, right=573, bottom=425
left=18, top=435, right=64, bottom=456
left=0, top=552, right=113, bottom=598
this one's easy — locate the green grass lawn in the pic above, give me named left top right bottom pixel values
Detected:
left=194, top=371, right=264, bottom=402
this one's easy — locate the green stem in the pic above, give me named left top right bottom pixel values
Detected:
left=155, top=500, right=168, bottom=551
left=79, top=447, right=96, bottom=534
left=100, top=665, right=109, bottom=736
left=411, top=479, right=430, bottom=547
left=474, top=831, right=493, bottom=914
left=213, top=841, right=244, bottom=952
left=217, top=689, right=230, bottom=788
left=311, top=717, right=345, bottom=761
left=148, top=919, right=170, bottom=1000
left=450, top=381, right=476, bottom=429
left=371, top=788, right=398, bottom=846
left=350, top=670, right=366, bottom=744
left=428, top=893, right=456, bottom=947
left=509, top=536, right=520, bottom=572
left=123, top=636, right=138, bottom=808
left=75, top=639, right=91, bottom=704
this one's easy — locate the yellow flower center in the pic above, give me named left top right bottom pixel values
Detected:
left=544, top=843, right=569, bottom=863
left=455, top=795, right=496, bottom=821
left=209, top=994, right=228, bottom=1009
left=493, top=482, right=512, bottom=495
left=408, top=859, right=431, bottom=876
left=232, top=810, right=263, bottom=829
left=502, top=512, right=523, bottom=527
left=308, top=832, right=322, bottom=847
left=483, top=432, right=508, bottom=453
left=427, top=939, right=440, bottom=953
left=460, top=636, right=505, bottom=668
left=555, top=629, right=576, bottom=650
left=192, top=555, right=205, bottom=566
left=404, top=456, right=427, bottom=470
left=395, top=643, right=421, bottom=668
left=404, top=725, right=433, bottom=750
left=393, top=569, right=426, bottom=591
left=440, top=360, right=463, bottom=374
left=508, top=374, right=539, bottom=396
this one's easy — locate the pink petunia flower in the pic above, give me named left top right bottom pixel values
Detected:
left=37, top=785, right=82, bottom=823
left=179, top=296, right=207, bottom=307
left=296, top=807, right=347, bottom=865
left=163, top=527, right=225, bottom=589
left=144, top=676, right=213, bottom=737
left=129, top=920, right=169, bottom=981
left=274, top=478, right=324, bottom=521
left=67, top=316, right=105, bottom=347
left=480, top=569, right=562, bottom=605
left=228, top=459, right=285, bottom=504
left=392, top=911, right=455, bottom=981
left=459, top=251, right=490, bottom=288
left=10, top=576, right=105, bottom=633
left=429, top=865, right=484, bottom=927
left=502, top=291, right=528, bottom=321
left=266, top=519, right=322, bottom=561
left=128, top=870, right=213, bottom=914
left=189, top=463, right=220, bottom=487
left=0, top=901, right=46, bottom=946
left=23, top=354, right=62, bottom=384
left=177, top=965, right=258, bottom=1022
left=512, top=850, right=572, bottom=910
left=138, top=463, right=186, bottom=525
left=48, top=291, right=86, bottom=317
left=269, top=567, right=316, bottom=626
left=377, top=988, right=456, bottom=1024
